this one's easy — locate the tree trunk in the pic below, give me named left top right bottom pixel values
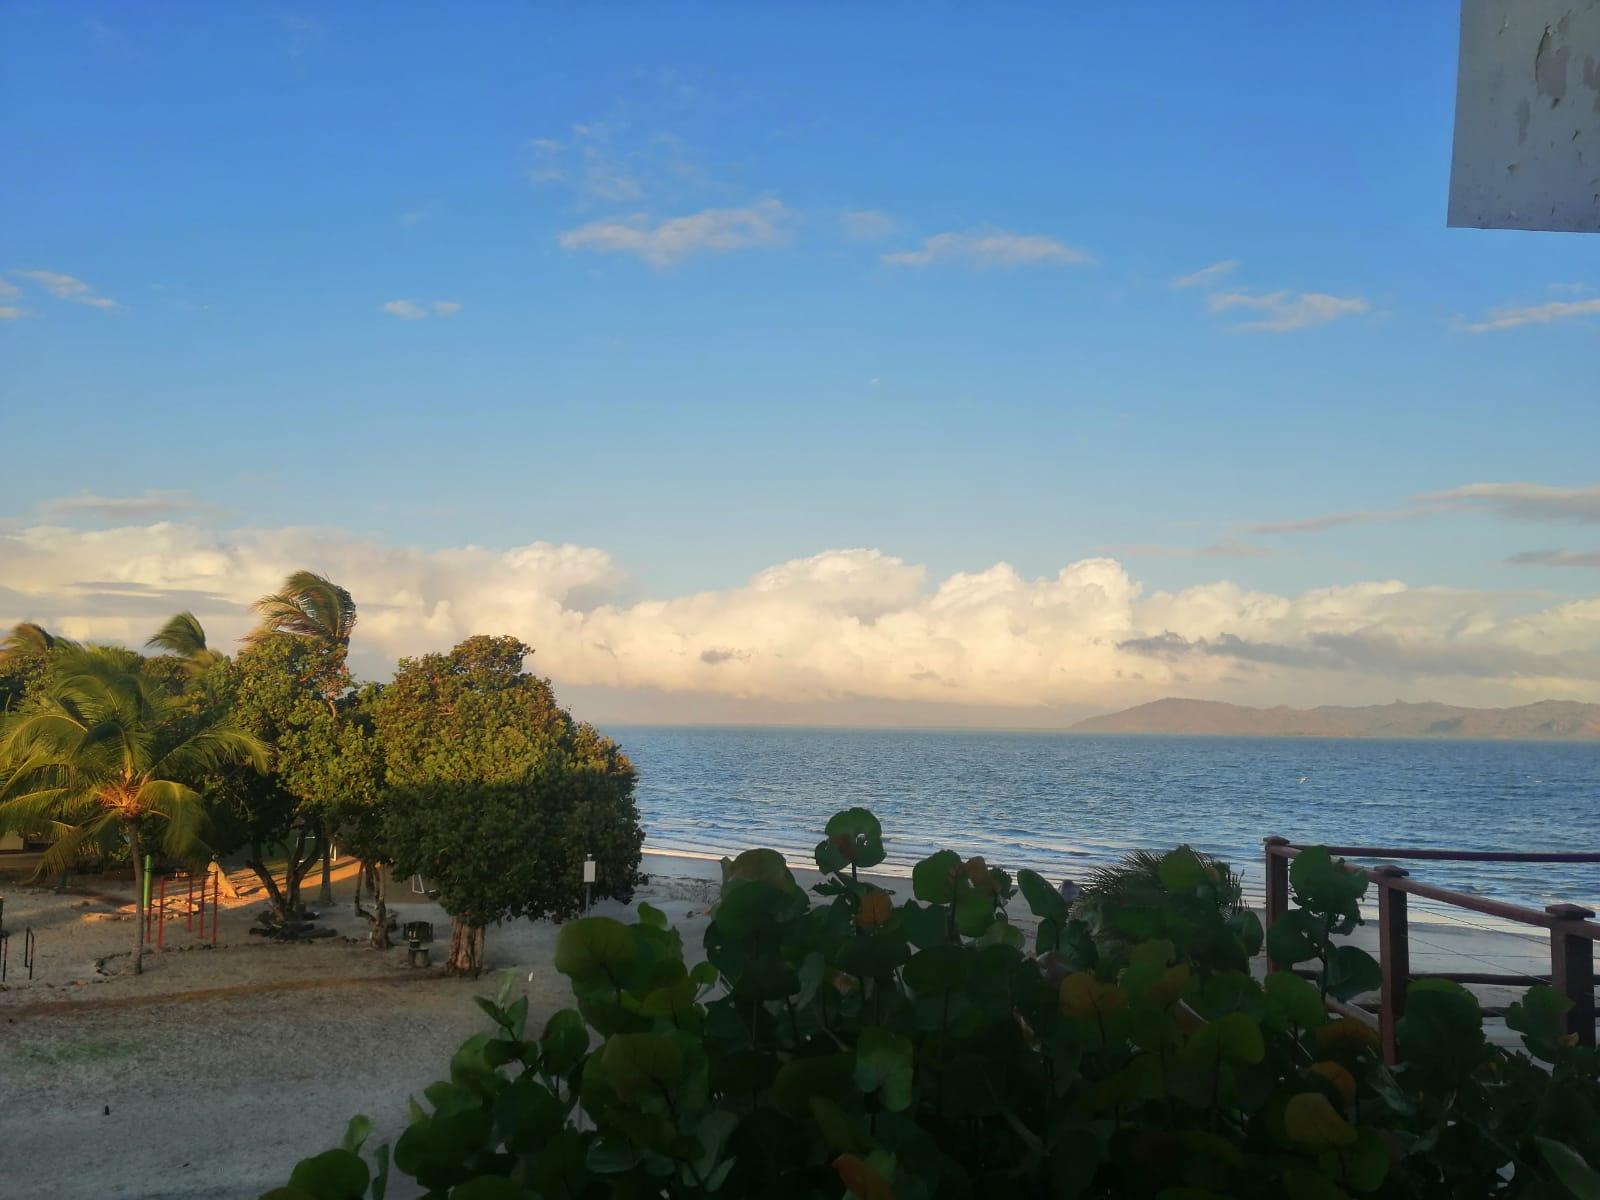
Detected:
left=129, top=823, right=145, bottom=975
left=246, top=843, right=288, bottom=917
left=318, top=829, right=333, bottom=905
left=369, top=863, right=391, bottom=950
left=446, top=918, right=484, bottom=977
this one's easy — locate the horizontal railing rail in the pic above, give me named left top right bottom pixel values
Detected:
left=1263, top=837, right=1598, bottom=1064
left=1295, top=845, right=1600, bottom=865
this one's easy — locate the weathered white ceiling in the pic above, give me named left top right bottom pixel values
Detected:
left=1449, top=0, right=1599, bottom=232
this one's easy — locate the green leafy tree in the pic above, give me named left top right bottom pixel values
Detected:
left=375, top=635, right=642, bottom=976
left=0, top=644, right=266, bottom=973
left=216, top=635, right=358, bottom=922
left=246, top=571, right=359, bottom=905
left=301, top=682, right=389, bottom=946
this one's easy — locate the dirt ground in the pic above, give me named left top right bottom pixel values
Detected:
left=0, top=858, right=720, bottom=1200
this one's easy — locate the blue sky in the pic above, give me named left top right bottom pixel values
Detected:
left=2, top=4, right=1598, bottom=721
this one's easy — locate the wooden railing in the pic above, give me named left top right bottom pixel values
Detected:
left=1263, top=837, right=1600, bottom=1065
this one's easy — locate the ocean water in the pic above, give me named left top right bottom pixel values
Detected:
left=615, top=727, right=1600, bottom=912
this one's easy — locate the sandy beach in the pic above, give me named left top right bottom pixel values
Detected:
left=0, top=851, right=1554, bottom=1200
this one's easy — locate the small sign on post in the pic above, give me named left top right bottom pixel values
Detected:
left=582, top=857, right=597, bottom=913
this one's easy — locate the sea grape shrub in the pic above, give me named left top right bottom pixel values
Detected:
left=266, top=809, right=1600, bottom=1200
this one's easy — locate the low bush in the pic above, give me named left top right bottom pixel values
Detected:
left=266, top=808, right=1600, bottom=1199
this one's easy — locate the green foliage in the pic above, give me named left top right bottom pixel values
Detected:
left=376, top=637, right=643, bottom=965
left=0, top=621, right=74, bottom=713
left=0, top=643, right=267, bottom=875
left=271, top=813, right=1600, bottom=1198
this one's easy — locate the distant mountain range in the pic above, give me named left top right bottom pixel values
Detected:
left=1069, top=698, right=1600, bottom=741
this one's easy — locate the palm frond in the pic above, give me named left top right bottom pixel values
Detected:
left=2, top=647, right=262, bottom=878
left=152, top=723, right=270, bottom=779
left=0, top=621, right=75, bottom=663
left=247, top=571, right=357, bottom=647
left=136, top=779, right=209, bottom=857
left=146, top=611, right=208, bottom=657
left=32, top=812, right=118, bottom=880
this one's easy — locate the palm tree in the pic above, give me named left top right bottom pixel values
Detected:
left=249, top=571, right=358, bottom=902
left=247, top=571, right=357, bottom=655
left=0, top=645, right=267, bottom=973
left=146, top=611, right=225, bottom=675
left=0, top=621, right=73, bottom=663
left=1, top=622, right=76, bottom=713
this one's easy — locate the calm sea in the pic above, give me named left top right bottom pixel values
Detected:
left=614, top=727, right=1600, bottom=912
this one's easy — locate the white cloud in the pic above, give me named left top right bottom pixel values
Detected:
left=529, top=125, right=706, bottom=205
left=840, top=209, right=898, bottom=240
left=38, top=490, right=209, bottom=521
left=1248, top=482, right=1600, bottom=536
left=380, top=299, right=460, bottom=320
left=882, top=230, right=1090, bottom=269
left=0, top=279, right=19, bottom=299
left=0, top=306, right=25, bottom=321
left=1170, top=260, right=1240, bottom=289
left=1107, top=539, right=1274, bottom=560
left=1461, top=298, right=1600, bottom=333
left=1422, top=482, right=1600, bottom=523
left=1205, top=290, right=1369, bottom=333
left=1244, top=507, right=1424, bottom=536
left=1506, top=549, right=1600, bottom=568
left=4, top=520, right=1598, bottom=712
left=380, top=300, right=426, bottom=320
left=557, top=200, right=791, bottom=268
left=12, top=269, right=119, bottom=310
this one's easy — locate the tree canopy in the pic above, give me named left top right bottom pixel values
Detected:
left=0, top=643, right=267, bottom=971
left=377, top=635, right=642, bottom=974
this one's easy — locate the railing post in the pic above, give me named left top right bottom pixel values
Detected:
left=1373, top=866, right=1410, bottom=1066
left=1264, top=837, right=1290, bottom=970
left=1546, top=904, right=1596, bottom=1047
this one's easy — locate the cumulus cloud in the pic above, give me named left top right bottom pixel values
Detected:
left=1205, top=290, right=1368, bottom=333
left=882, top=230, right=1091, bottom=269
left=1170, top=260, right=1240, bottom=289
left=4, top=520, right=1599, bottom=712
left=1461, top=297, right=1600, bottom=333
left=557, top=200, right=791, bottom=267
left=11, top=269, right=119, bottom=310
left=380, top=299, right=461, bottom=319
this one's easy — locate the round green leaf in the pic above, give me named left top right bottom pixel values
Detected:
left=553, top=918, right=638, bottom=985
left=912, top=850, right=962, bottom=903
left=1017, top=868, right=1068, bottom=921
left=287, top=1149, right=369, bottom=1199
